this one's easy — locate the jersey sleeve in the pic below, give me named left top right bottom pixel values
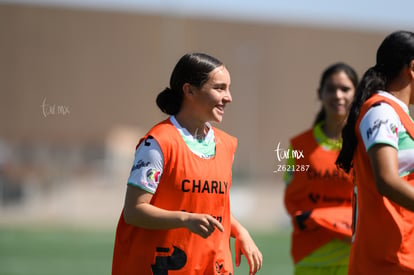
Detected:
left=127, top=137, right=164, bottom=194
left=359, top=103, right=400, bottom=152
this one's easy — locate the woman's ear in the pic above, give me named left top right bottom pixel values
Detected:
left=410, top=60, right=414, bottom=76
left=182, top=83, right=194, bottom=98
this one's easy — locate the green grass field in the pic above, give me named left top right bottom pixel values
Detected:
left=0, top=227, right=293, bottom=275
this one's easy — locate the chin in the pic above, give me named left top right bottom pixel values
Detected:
left=330, top=109, right=347, bottom=117
left=211, top=113, right=223, bottom=123
left=333, top=114, right=347, bottom=122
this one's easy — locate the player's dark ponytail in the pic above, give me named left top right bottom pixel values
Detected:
left=336, top=67, right=385, bottom=173
left=156, top=87, right=182, bottom=115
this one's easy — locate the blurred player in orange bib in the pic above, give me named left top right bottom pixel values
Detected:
left=284, top=62, right=358, bottom=274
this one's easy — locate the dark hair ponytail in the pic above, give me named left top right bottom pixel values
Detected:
left=156, top=53, right=223, bottom=115
left=336, top=67, right=385, bottom=172
left=336, top=30, right=414, bottom=173
left=156, top=87, right=182, bottom=115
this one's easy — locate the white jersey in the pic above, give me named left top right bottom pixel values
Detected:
left=359, top=91, right=414, bottom=176
left=127, top=116, right=216, bottom=193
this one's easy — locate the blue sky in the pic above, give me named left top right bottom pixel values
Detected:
left=3, top=0, right=414, bottom=32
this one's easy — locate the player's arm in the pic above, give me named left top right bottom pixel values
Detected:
left=283, top=144, right=301, bottom=217
left=123, top=138, right=223, bottom=238
left=124, top=186, right=185, bottom=228
left=230, top=214, right=263, bottom=275
left=368, top=144, right=414, bottom=211
left=283, top=144, right=296, bottom=186
left=123, top=186, right=223, bottom=238
left=361, top=103, right=414, bottom=211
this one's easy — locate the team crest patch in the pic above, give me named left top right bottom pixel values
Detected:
left=146, top=168, right=161, bottom=188
left=389, top=122, right=398, bottom=137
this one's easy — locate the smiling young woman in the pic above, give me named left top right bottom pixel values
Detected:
left=283, top=62, right=359, bottom=275
left=112, top=52, right=262, bottom=275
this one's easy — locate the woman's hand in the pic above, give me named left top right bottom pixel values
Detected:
left=183, top=212, right=224, bottom=238
left=231, top=215, right=263, bottom=275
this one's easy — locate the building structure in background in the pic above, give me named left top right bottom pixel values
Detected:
left=0, top=2, right=393, bottom=229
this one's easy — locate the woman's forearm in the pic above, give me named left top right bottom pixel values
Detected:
left=230, top=214, right=249, bottom=238
left=377, top=177, right=414, bottom=211
left=369, top=144, right=414, bottom=211
left=123, top=202, right=189, bottom=229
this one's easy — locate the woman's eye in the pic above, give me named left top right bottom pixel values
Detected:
left=325, top=86, right=351, bottom=93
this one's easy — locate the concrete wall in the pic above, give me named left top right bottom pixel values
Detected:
left=1, top=4, right=389, bottom=181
